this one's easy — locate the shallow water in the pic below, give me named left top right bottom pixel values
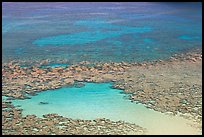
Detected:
left=11, top=83, right=200, bottom=135
left=2, top=2, right=202, bottom=63
left=40, top=63, right=68, bottom=68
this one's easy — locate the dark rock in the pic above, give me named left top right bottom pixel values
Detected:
left=39, top=102, right=49, bottom=105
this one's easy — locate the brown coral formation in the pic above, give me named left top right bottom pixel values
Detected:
left=2, top=49, right=202, bottom=134
left=2, top=101, right=146, bottom=135
left=114, top=59, right=202, bottom=123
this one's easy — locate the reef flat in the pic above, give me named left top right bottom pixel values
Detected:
left=2, top=49, right=202, bottom=135
left=2, top=101, right=146, bottom=135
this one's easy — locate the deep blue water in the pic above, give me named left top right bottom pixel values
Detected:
left=2, top=2, right=202, bottom=64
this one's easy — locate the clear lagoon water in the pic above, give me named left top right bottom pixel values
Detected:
left=40, top=63, right=69, bottom=68
left=11, top=83, right=200, bottom=135
left=2, top=2, right=202, bottom=64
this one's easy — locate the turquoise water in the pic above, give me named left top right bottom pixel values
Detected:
left=33, top=26, right=152, bottom=46
left=19, top=63, right=69, bottom=68
left=40, top=63, right=68, bottom=68
left=2, top=2, right=202, bottom=64
left=11, top=83, right=200, bottom=134
left=2, top=96, right=9, bottom=100
left=178, top=35, right=202, bottom=41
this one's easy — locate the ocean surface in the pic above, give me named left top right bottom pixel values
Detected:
left=10, top=82, right=200, bottom=135
left=2, top=2, right=202, bottom=64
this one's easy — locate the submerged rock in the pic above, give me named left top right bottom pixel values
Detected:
left=74, top=82, right=85, bottom=88
left=39, top=102, right=49, bottom=105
